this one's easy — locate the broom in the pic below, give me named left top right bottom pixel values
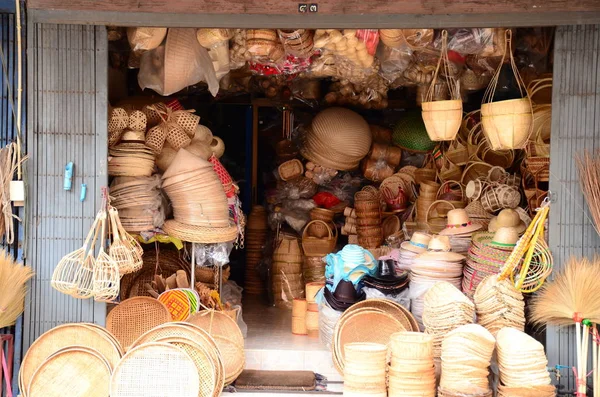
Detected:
left=530, top=257, right=600, bottom=396
left=576, top=150, right=600, bottom=397
left=0, top=249, right=34, bottom=328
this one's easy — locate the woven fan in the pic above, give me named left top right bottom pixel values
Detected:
left=93, top=211, right=120, bottom=302
left=51, top=214, right=100, bottom=298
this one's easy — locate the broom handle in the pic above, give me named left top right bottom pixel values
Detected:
left=593, top=324, right=598, bottom=397
left=578, top=321, right=584, bottom=395
left=584, top=322, right=590, bottom=396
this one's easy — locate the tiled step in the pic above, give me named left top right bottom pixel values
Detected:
left=242, top=296, right=344, bottom=384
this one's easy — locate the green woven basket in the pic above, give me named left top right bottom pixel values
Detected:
left=392, top=110, right=436, bottom=153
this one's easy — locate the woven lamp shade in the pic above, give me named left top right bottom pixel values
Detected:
left=301, top=107, right=372, bottom=171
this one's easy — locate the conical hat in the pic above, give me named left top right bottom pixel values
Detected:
left=162, top=148, right=212, bottom=179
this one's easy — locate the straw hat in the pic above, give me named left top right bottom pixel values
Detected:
left=490, top=227, right=519, bottom=248
left=439, top=209, right=483, bottom=236
left=400, top=232, right=432, bottom=254
left=417, top=235, right=465, bottom=262
left=488, top=208, right=527, bottom=233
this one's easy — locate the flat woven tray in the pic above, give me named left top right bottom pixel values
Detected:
left=110, top=342, right=199, bottom=397
left=106, top=297, right=171, bottom=351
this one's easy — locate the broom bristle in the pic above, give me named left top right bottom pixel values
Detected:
left=0, top=249, right=34, bottom=328
left=530, top=256, right=600, bottom=327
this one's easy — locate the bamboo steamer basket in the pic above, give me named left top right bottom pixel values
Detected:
left=481, top=31, right=533, bottom=150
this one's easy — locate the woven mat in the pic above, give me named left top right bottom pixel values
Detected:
left=234, top=370, right=316, bottom=391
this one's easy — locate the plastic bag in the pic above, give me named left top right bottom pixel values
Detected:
left=276, top=177, right=318, bottom=201
left=220, top=280, right=248, bottom=338
left=138, top=28, right=219, bottom=97
left=363, top=287, right=411, bottom=311
left=280, top=199, right=315, bottom=233
left=192, top=243, right=233, bottom=267
left=378, top=43, right=414, bottom=82
left=313, top=192, right=341, bottom=209
left=278, top=29, right=315, bottom=58
left=304, top=162, right=339, bottom=185
left=434, top=29, right=496, bottom=56
left=313, top=29, right=376, bottom=69
left=380, top=29, right=434, bottom=49
left=319, top=298, right=343, bottom=349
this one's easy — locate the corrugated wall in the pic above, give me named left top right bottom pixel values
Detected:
left=547, top=24, right=600, bottom=392
left=23, top=24, right=108, bottom=351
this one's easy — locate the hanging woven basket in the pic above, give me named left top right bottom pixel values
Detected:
left=421, top=31, right=463, bottom=142
left=481, top=30, right=533, bottom=150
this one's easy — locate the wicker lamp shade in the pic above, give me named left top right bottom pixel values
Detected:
left=301, top=108, right=372, bottom=171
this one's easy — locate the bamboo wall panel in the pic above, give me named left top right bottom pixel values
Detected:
left=547, top=24, right=600, bottom=391
left=23, top=24, right=108, bottom=351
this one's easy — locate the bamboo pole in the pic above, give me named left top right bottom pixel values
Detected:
left=15, top=0, right=22, bottom=179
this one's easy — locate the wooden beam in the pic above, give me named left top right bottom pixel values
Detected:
left=26, top=0, right=600, bottom=16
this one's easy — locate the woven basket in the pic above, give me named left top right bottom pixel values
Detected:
left=461, top=162, right=493, bottom=186
left=426, top=200, right=455, bottom=233
left=438, top=159, right=463, bottom=183
left=273, top=233, right=303, bottom=263
left=445, top=138, right=469, bottom=167
left=310, top=208, right=335, bottom=222
left=166, top=123, right=192, bottom=150
left=481, top=30, right=533, bottom=150
left=302, top=221, right=336, bottom=256
left=279, top=159, right=304, bottom=181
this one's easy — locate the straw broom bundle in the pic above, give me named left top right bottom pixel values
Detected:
left=530, top=257, right=600, bottom=397
left=576, top=150, right=600, bottom=235
left=0, top=249, right=34, bottom=328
